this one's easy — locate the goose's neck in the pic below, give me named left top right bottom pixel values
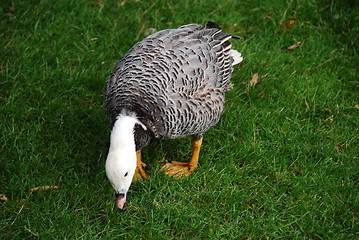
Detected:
left=109, top=115, right=137, bottom=152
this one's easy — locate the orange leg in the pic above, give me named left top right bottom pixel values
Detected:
left=161, top=137, right=203, bottom=178
left=133, top=150, right=148, bottom=181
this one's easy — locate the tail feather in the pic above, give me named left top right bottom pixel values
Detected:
left=206, top=21, right=221, bottom=29
left=230, top=49, right=243, bottom=65
left=205, top=21, right=243, bottom=66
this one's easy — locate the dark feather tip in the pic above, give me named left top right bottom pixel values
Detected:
left=230, top=34, right=242, bottom=40
left=206, top=21, right=221, bottom=30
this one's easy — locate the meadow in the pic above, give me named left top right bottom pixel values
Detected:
left=1, top=0, right=358, bottom=238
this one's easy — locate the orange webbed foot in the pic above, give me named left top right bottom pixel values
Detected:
left=161, top=137, right=203, bottom=179
left=161, top=161, right=195, bottom=178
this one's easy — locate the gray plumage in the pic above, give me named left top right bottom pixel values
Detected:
left=105, top=22, right=241, bottom=150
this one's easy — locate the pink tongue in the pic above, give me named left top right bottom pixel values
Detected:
left=115, top=196, right=127, bottom=209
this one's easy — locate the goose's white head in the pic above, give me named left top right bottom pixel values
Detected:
left=105, top=113, right=145, bottom=210
left=105, top=143, right=136, bottom=210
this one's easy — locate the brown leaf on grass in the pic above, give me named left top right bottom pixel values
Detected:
left=249, top=73, right=259, bottom=87
left=324, top=115, right=334, bottom=123
left=0, top=194, right=8, bottom=201
left=281, top=19, right=295, bottom=30
left=287, top=41, right=302, bottom=50
left=28, top=185, right=60, bottom=193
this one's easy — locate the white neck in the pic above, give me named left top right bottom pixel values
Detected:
left=109, top=115, right=137, bottom=152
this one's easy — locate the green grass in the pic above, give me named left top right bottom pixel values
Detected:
left=1, top=0, right=358, bottom=239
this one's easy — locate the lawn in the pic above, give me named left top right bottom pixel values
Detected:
left=1, top=0, right=358, bottom=239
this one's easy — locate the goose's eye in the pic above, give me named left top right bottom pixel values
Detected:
left=124, top=172, right=128, bottom=177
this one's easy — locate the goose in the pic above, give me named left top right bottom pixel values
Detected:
left=104, top=22, right=243, bottom=209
